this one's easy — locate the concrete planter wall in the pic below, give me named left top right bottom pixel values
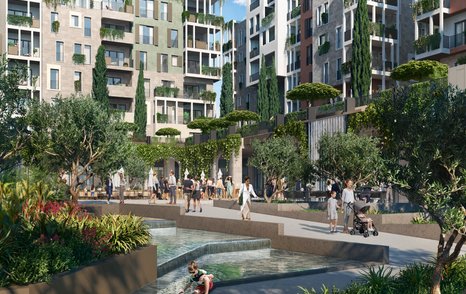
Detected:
left=0, top=245, right=156, bottom=294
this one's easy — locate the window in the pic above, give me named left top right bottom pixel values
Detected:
left=74, top=71, right=82, bottom=92
left=140, top=0, right=154, bottom=18
left=106, top=50, right=125, bottom=66
left=269, top=27, right=275, bottom=42
left=249, top=18, right=254, bottom=34
left=305, top=18, right=312, bottom=38
left=454, top=20, right=466, bottom=47
left=140, top=51, right=147, bottom=69
left=140, top=25, right=153, bottom=44
left=50, top=69, right=59, bottom=90
left=306, top=45, right=312, bottom=65
left=336, top=58, right=342, bottom=80
left=319, top=34, right=328, bottom=45
left=74, top=43, right=82, bottom=54
left=144, top=79, right=150, bottom=97
left=171, top=55, right=178, bottom=67
left=107, top=76, right=122, bottom=85
left=303, top=0, right=311, bottom=12
left=262, top=31, right=266, bottom=45
left=84, top=45, right=91, bottom=65
left=323, top=62, right=329, bottom=84
left=160, top=2, right=168, bottom=20
left=161, top=54, right=168, bottom=72
left=71, top=15, right=79, bottom=28
left=336, top=27, right=342, bottom=49
left=170, top=29, right=178, bottom=48
left=51, top=12, right=58, bottom=32
left=84, top=17, right=91, bottom=36
left=317, top=3, right=328, bottom=26
left=56, top=41, right=64, bottom=62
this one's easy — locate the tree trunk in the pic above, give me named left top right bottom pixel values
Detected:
left=431, top=261, right=444, bottom=294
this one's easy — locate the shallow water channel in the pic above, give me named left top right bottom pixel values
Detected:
left=135, top=220, right=359, bottom=293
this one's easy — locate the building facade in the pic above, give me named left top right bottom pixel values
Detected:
left=0, top=0, right=223, bottom=139
left=413, top=0, right=466, bottom=67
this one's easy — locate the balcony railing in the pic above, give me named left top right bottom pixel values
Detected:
left=414, top=32, right=441, bottom=54
left=250, top=48, right=259, bottom=58
left=103, top=0, right=125, bottom=12
left=288, top=5, right=301, bottom=20
left=413, top=0, right=449, bottom=16
left=249, top=72, right=259, bottom=82
left=444, top=32, right=466, bottom=49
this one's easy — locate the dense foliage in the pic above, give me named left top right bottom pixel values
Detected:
left=0, top=181, right=149, bottom=287
left=274, top=120, right=307, bottom=157
left=134, top=64, right=147, bottom=139
left=224, top=110, right=260, bottom=123
left=286, top=83, right=340, bottom=103
left=300, top=259, right=466, bottom=294
left=187, top=118, right=234, bottom=133
left=390, top=60, right=448, bottom=82
left=370, top=80, right=465, bottom=293
left=22, top=96, right=132, bottom=200
left=155, top=127, right=181, bottom=137
left=257, top=56, right=269, bottom=121
left=92, top=45, right=109, bottom=108
left=351, top=0, right=371, bottom=97
left=220, top=62, right=233, bottom=117
left=316, top=132, right=385, bottom=186
left=0, top=56, right=30, bottom=172
left=268, top=59, right=280, bottom=118
left=136, top=134, right=241, bottom=177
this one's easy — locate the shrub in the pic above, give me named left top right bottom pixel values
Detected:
left=286, top=83, right=340, bottom=102
left=396, top=263, right=433, bottom=293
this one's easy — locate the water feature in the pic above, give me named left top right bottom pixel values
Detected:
left=135, top=220, right=361, bottom=293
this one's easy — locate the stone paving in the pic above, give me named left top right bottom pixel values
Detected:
left=104, top=199, right=465, bottom=293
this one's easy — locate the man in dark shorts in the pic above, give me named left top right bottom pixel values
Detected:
left=183, top=174, right=194, bottom=213
left=192, top=176, right=202, bottom=212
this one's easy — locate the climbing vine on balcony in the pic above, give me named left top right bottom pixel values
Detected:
left=136, top=134, right=241, bottom=176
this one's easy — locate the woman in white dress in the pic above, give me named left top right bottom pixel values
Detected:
left=239, top=176, right=257, bottom=220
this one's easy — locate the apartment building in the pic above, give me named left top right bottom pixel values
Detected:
left=242, top=0, right=301, bottom=114
left=413, top=0, right=466, bottom=67
left=301, top=0, right=413, bottom=98
left=1, top=0, right=224, bottom=139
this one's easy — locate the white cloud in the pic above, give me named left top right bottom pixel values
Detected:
left=233, top=0, right=247, bottom=6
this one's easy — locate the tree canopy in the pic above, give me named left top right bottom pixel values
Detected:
left=23, top=96, right=132, bottom=200
left=155, top=127, right=181, bottom=137
left=224, top=110, right=260, bottom=122
left=371, top=80, right=465, bottom=294
left=286, top=83, right=340, bottom=102
left=257, top=56, right=269, bottom=121
left=268, top=59, right=280, bottom=118
left=134, top=63, right=147, bottom=140
left=92, top=45, right=109, bottom=107
left=187, top=117, right=233, bottom=133
left=390, top=60, right=448, bottom=82
left=351, top=0, right=371, bottom=97
left=316, top=132, right=385, bottom=186
left=0, top=56, right=30, bottom=172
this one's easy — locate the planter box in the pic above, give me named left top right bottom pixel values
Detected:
left=8, top=44, right=18, bottom=55
left=125, top=5, right=133, bottom=13
left=187, top=39, right=193, bottom=48
left=195, top=40, right=207, bottom=49
left=32, top=18, right=40, bottom=28
left=105, top=56, right=112, bottom=65
left=0, top=246, right=156, bottom=294
left=188, top=14, right=196, bottom=22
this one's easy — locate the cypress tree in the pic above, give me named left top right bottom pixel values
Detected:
left=257, top=56, right=269, bottom=121
left=220, top=62, right=234, bottom=117
left=351, top=0, right=371, bottom=98
left=134, top=63, right=147, bottom=139
left=268, top=58, right=280, bottom=118
left=92, top=45, right=109, bottom=107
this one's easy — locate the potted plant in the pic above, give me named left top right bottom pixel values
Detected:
left=52, top=20, right=60, bottom=33
left=215, top=41, right=220, bottom=51
left=124, top=0, right=133, bottom=13
left=8, top=41, right=18, bottom=55
left=321, top=12, right=328, bottom=24
left=182, top=11, right=190, bottom=22
left=33, top=48, right=39, bottom=57
left=187, top=35, right=193, bottom=47
left=172, top=87, right=180, bottom=98
left=32, top=16, right=40, bottom=28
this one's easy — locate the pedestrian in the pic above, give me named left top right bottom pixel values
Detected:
left=105, top=177, right=113, bottom=204
left=327, top=190, right=340, bottom=233
left=168, top=170, right=177, bottom=204
left=342, top=179, right=355, bottom=233
left=206, top=178, right=213, bottom=199
left=163, top=177, right=169, bottom=200
left=331, top=179, right=342, bottom=199
left=118, top=169, right=126, bottom=204
left=216, top=177, right=224, bottom=199
left=192, top=176, right=202, bottom=212
left=179, top=260, right=214, bottom=294
left=225, top=176, right=233, bottom=199
left=149, top=172, right=159, bottom=204
left=183, top=174, right=194, bottom=213
left=239, top=176, right=257, bottom=221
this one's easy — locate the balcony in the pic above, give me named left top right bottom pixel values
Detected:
left=318, top=41, right=330, bottom=55
left=414, top=32, right=441, bottom=55
left=105, top=56, right=133, bottom=71
left=101, top=1, right=134, bottom=22
left=261, top=12, right=274, bottom=28
left=201, top=66, right=221, bottom=77
left=413, top=0, right=450, bottom=17
left=100, top=27, right=134, bottom=44
left=181, top=11, right=224, bottom=27
left=250, top=0, right=260, bottom=11
left=7, top=13, right=33, bottom=28
left=288, top=5, right=301, bottom=20
left=250, top=48, right=259, bottom=58
left=108, top=84, right=135, bottom=99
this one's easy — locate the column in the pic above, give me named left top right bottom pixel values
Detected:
left=175, top=100, right=178, bottom=124
left=228, top=140, right=243, bottom=194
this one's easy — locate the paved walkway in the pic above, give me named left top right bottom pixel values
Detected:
left=98, top=199, right=464, bottom=293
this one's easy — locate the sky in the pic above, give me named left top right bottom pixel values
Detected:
left=213, top=0, right=246, bottom=116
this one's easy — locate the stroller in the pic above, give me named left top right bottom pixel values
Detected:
left=349, top=201, right=379, bottom=237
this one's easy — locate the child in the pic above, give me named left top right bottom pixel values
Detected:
left=179, top=260, right=214, bottom=294
left=327, top=191, right=340, bottom=233
left=357, top=211, right=374, bottom=230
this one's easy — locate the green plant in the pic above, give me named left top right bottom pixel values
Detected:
left=200, top=90, right=216, bottom=104
left=412, top=0, right=440, bottom=16
left=274, top=120, right=307, bottom=157
left=455, top=55, right=466, bottom=66
left=390, top=60, right=448, bottom=81
left=74, top=80, right=81, bottom=92
left=342, top=61, right=352, bottom=75
left=396, top=263, right=433, bottom=293
left=154, top=86, right=179, bottom=97
left=181, top=11, right=191, bottom=22
left=52, top=20, right=60, bottom=33
left=411, top=213, right=436, bottom=224
left=100, top=27, right=124, bottom=40
left=358, top=265, right=396, bottom=293
left=321, top=12, right=328, bottom=24
left=201, top=66, right=220, bottom=76
left=155, top=127, right=181, bottom=137
left=291, top=5, right=301, bottom=18
left=318, top=41, right=330, bottom=55
left=261, top=12, right=275, bottom=27
left=72, top=53, right=85, bottom=64
left=286, top=82, right=340, bottom=102
left=156, top=112, right=168, bottom=123
left=7, top=15, right=33, bottom=27
left=224, top=110, right=260, bottom=123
